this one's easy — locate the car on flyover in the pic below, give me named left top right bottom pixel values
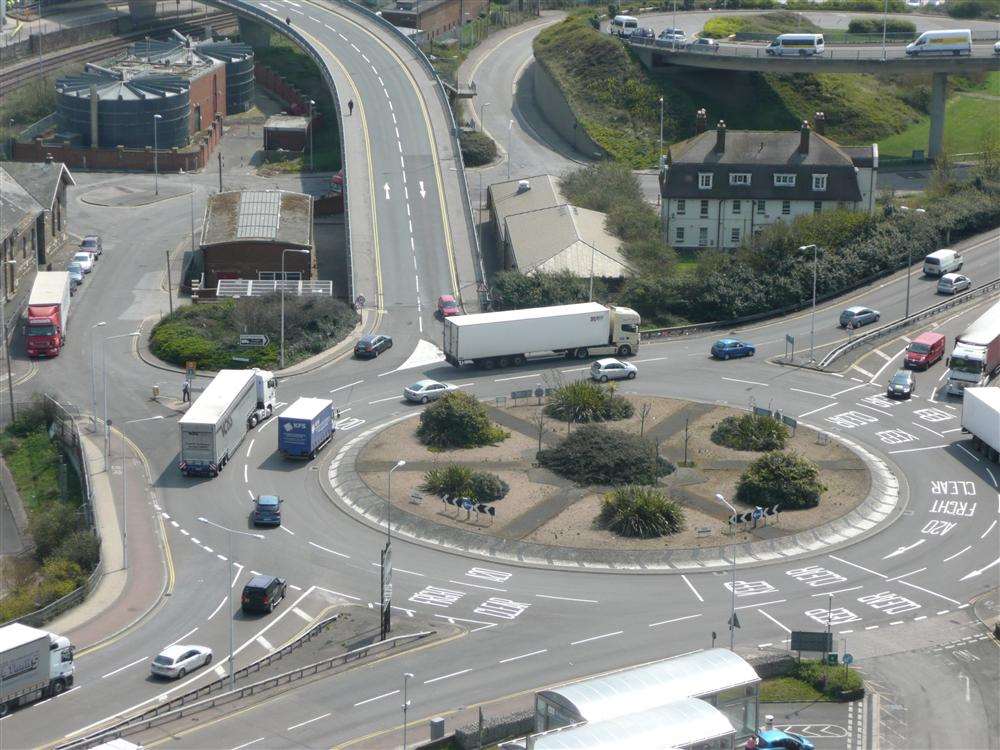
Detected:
left=656, top=27, right=686, bottom=46
left=686, top=37, right=720, bottom=52
left=937, top=273, right=971, bottom=295
left=838, top=306, right=880, bottom=329
left=150, top=644, right=212, bottom=680
left=252, top=494, right=282, bottom=527
left=755, top=728, right=815, bottom=750
left=354, top=333, right=392, bottom=358
left=404, top=379, right=457, bottom=404
left=886, top=369, right=916, bottom=400
left=711, top=338, right=755, bottom=360
left=590, top=358, right=637, bottom=382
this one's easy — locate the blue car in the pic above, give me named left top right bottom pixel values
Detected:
left=711, top=338, right=755, bottom=360
left=756, top=729, right=815, bottom=750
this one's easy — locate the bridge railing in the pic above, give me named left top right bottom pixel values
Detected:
left=628, top=36, right=996, bottom=60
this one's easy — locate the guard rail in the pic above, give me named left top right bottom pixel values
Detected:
left=819, top=276, right=1000, bottom=369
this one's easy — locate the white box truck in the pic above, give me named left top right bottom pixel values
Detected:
left=0, top=623, right=75, bottom=716
left=179, top=369, right=277, bottom=477
left=946, top=301, right=1000, bottom=396
left=442, top=302, right=641, bottom=369
left=961, top=388, right=1000, bottom=463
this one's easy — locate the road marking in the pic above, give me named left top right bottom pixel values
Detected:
left=494, top=373, right=538, bottom=382
left=797, top=402, right=838, bottom=419
left=649, top=613, right=702, bottom=628
left=208, top=596, right=228, bottom=621
left=865, top=625, right=880, bottom=630
left=165, top=627, right=199, bottom=648
left=535, top=594, right=597, bottom=603
left=315, top=586, right=362, bottom=601
left=257, top=416, right=276, bottom=431
left=371, top=562, right=424, bottom=577
left=897, top=579, right=961, bottom=604
left=832, top=383, right=871, bottom=397
left=828, top=554, right=887, bottom=579
left=292, top=607, right=312, bottom=622
left=500, top=649, right=548, bottom=664
left=247, top=490, right=254, bottom=500
left=255, top=635, right=273, bottom=652
left=368, top=394, right=401, bottom=404
left=190, top=538, right=200, bottom=545
left=680, top=574, right=704, bottom=602
left=280, top=525, right=295, bottom=536
left=635, top=356, right=669, bottom=363
left=811, top=585, right=863, bottom=597
left=851, top=365, right=874, bottom=378
left=886, top=567, right=927, bottom=582
left=330, top=379, right=363, bottom=394
left=790, top=388, right=835, bottom=399
left=181, top=529, right=189, bottom=535
left=246, top=439, right=254, bottom=457
left=101, top=656, right=147, bottom=679
left=758, top=609, right=792, bottom=633
left=736, top=598, right=786, bottom=610
left=424, top=668, right=472, bottom=684
left=288, top=713, right=331, bottom=731
left=214, top=664, right=227, bottom=678
left=447, top=579, right=507, bottom=592
left=203, top=546, right=214, bottom=554
left=957, top=444, right=981, bottom=462
left=309, top=541, right=350, bottom=558
left=914, top=422, right=945, bottom=438
left=722, top=376, right=769, bottom=387
left=244, top=465, right=248, bottom=483
left=570, top=630, right=623, bottom=646
left=354, top=690, right=399, bottom=707
left=943, top=545, right=972, bottom=562
left=288, top=584, right=302, bottom=591
left=888, top=444, right=949, bottom=454
left=981, top=520, right=997, bottom=538
left=171, top=520, right=180, bottom=528
left=230, top=739, right=264, bottom=750
left=560, top=366, right=589, bottom=373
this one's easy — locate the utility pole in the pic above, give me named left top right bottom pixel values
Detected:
left=165, top=251, right=174, bottom=314
left=218, top=151, right=223, bottom=192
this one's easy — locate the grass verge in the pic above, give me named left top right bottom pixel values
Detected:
left=760, top=676, right=827, bottom=703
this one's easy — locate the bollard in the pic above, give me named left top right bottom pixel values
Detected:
left=152, top=385, right=160, bottom=399
left=429, top=717, right=445, bottom=740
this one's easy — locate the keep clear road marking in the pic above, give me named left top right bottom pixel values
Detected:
left=354, top=689, right=399, bottom=707
left=499, top=649, right=547, bottom=664
left=570, top=630, right=623, bottom=646
left=721, top=376, right=769, bottom=387
left=288, top=713, right=331, bottom=732
left=681, top=574, right=704, bottom=602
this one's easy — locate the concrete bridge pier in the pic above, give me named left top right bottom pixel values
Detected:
left=928, top=72, right=948, bottom=162
left=127, top=0, right=158, bottom=22
left=238, top=16, right=272, bottom=48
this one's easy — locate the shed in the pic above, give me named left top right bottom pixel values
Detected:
left=263, top=114, right=311, bottom=152
left=487, top=174, right=565, bottom=247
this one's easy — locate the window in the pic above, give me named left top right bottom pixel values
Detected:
left=698, top=227, right=709, bottom=246
left=729, top=173, right=751, bottom=186
left=698, top=172, right=713, bottom=190
left=676, top=199, right=686, bottom=216
left=756, top=200, right=766, bottom=215
left=731, top=227, right=741, bottom=245
left=675, top=227, right=685, bottom=243
left=812, top=173, right=828, bottom=191
left=258, top=271, right=302, bottom=281
left=774, top=173, right=796, bottom=187
left=732, top=200, right=741, bottom=215
left=814, top=201, right=823, bottom=214
left=782, top=200, right=791, bottom=215
left=700, top=199, right=709, bottom=218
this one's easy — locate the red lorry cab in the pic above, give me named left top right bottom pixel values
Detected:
left=24, top=272, right=72, bottom=358
left=905, top=331, right=945, bottom=370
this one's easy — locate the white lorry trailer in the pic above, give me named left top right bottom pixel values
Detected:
left=179, top=369, right=277, bottom=477
left=442, top=302, right=641, bottom=369
left=961, top=388, right=1000, bottom=463
left=946, top=301, right=1000, bottom=396
left=0, top=623, right=75, bottom=716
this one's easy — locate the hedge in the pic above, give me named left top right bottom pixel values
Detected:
left=416, top=391, right=508, bottom=449
left=538, top=424, right=673, bottom=486
left=736, top=451, right=825, bottom=510
left=421, top=465, right=510, bottom=504
left=544, top=380, right=634, bottom=423
left=711, top=413, right=789, bottom=452
left=848, top=18, right=915, bottom=34
left=459, top=129, right=498, bottom=167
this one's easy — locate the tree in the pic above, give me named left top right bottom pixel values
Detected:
left=538, top=424, right=673, bottom=486
left=544, top=380, right=634, bottom=423
left=416, top=391, right=508, bottom=449
left=711, top=413, right=789, bottom=452
left=598, top=485, right=685, bottom=538
left=735, top=451, right=825, bottom=510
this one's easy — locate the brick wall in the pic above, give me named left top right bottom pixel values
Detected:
left=383, top=0, right=487, bottom=40
left=202, top=241, right=314, bottom=288
left=254, top=65, right=323, bottom=129
left=188, top=64, right=229, bottom=134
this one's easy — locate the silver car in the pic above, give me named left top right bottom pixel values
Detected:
left=150, top=644, right=212, bottom=679
left=590, top=358, right=637, bottom=382
left=937, top=273, right=971, bottom=294
left=839, top=306, right=880, bottom=328
left=686, top=37, right=720, bottom=52
left=403, top=379, right=457, bottom=404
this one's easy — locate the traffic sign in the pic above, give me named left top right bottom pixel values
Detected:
left=752, top=507, right=764, bottom=521
left=791, top=630, right=833, bottom=653
left=843, top=653, right=854, bottom=665
left=728, top=612, right=741, bottom=629
left=239, top=333, right=269, bottom=347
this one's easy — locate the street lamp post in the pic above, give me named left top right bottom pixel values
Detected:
left=881, top=0, right=889, bottom=62
left=121, top=416, right=163, bottom=569
left=280, top=248, right=310, bottom=369
left=898, top=206, right=926, bottom=319
left=715, top=493, right=738, bottom=651
left=799, top=244, right=818, bottom=362
left=89, top=322, right=107, bottom=430
left=197, top=516, right=264, bottom=690
left=387, top=459, right=406, bottom=545
left=153, top=113, right=163, bottom=196
left=658, top=96, right=664, bottom=160
left=507, top=119, right=514, bottom=180
left=402, top=672, right=414, bottom=749
left=308, top=99, right=316, bottom=172
left=103, top=332, right=141, bottom=466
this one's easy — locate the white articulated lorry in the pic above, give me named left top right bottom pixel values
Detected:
left=961, top=388, right=1000, bottom=463
left=0, top=623, right=75, bottom=716
left=442, top=302, right=641, bottom=369
left=179, top=369, right=277, bottom=477
left=946, top=301, right=1000, bottom=396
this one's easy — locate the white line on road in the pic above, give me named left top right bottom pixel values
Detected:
left=913, top=422, right=945, bottom=438
left=449, top=579, right=507, bottom=592
left=246, top=439, right=254, bottom=458
left=231, top=563, right=244, bottom=589
left=757, top=609, right=792, bottom=633
left=570, top=630, right=623, bottom=646
left=680, top=574, right=704, bottom=602
left=829, top=554, right=887, bottom=579
left=721, top=376, right=769, bottom=387
left=280, top=525, right=295, bottom=535
left=309, top=541, right=350, bottom=558
left=736, top=598, right=786, bottom=610
left=897, top=579, right=960, bottom=605
left=811, top=585, right=863, bottom=597
left=790, top=388, right=835, bottom=399
left=292, top=607, right=312, bottom=622
left=354, top=690, right=399, bottom=707
left=244, top=464, right=248, bottom=483
left=957, top=444, right=981, bottom=462
left=368, top=395, right=401, bottom=405
left=535, top=593, right=598, bottom=603
left=635, top=356, right=670, bottom=364
left=494, top=373, right=538, bottom=382
left=101, top=656, right=147, bottom=679
left=331, top=379, right=363, bottom=394
left=832, top=383, right=871, bottom=397
left=257, top=416, right=276, bottom=431
left=943, top=545, right=972, bottom=562
left=500, top=649, right=547, bottom=664
left=315, top=586, right=362, bottom=601
left=424, top=669, right=472, bottom=684
left=889, top=444, right=949, bottom=454
left=287, top=713, right=331, bottom=731
left=230, top=739, right=265, bottom=750
left=207, top=596, right=228, bottom=620
left=851, top=365, right=874, bottom=378
left=981, top=520, right=997, bottom=539
left=165, top=627, right=198, bottom=648
left=255, top=635, right=273, bottom=652
left=886, top=567, right=927, bottom=582
left=797, top=402, right=838, bottom=419
left=247, top=489, right=254, bottom=500
left=649, top=613, right=702, bottom=628
left=371, top=562, right=424, bottom=576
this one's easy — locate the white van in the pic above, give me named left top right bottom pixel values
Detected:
left=906, top=29, right=972, bottom=57
left=923, top=248, right=964, bottom=277
left=610, top=15, right=639, bottom=37
left=766, top=33, right=825, bottom=56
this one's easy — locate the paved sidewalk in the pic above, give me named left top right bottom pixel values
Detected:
left=47, top=426, right=169, bottom=651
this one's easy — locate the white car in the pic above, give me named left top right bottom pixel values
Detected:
left=590, top=358, right=637, bottom=382
left=150, top=644, right=212, bottom=679
left=404, top=379, right=457, bottom=404
left=72, top=252, right=94, bottom=273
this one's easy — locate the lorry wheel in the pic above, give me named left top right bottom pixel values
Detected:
left=617, top=345, right=632, bottom=356
left=483, top=359, right=496, bottom=370
left=249, top=414, right=259, bottom=428
left=51, top=680, right=65, bottom=696
left=575, top=348, right=588, bottom=359
left=499, top=357, right=510, bottom=368
left=513, top=355, right=526, bottom=366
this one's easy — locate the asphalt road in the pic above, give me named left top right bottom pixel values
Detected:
left=4, top=2, right=998, bottom=748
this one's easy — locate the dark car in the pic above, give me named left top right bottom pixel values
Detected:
left=241, top=574, right=287, bottom=614
left=886, top=369, right=916, bottom=399
left=711, top=338, right=755, bottom=360
left=252, top=494, right=282, bottom=526
left=632, top=26, right=655, bottom=41
left=354, top=334, right=393, bottom=358
left=756, top=729, right=815, bottom=750
left=839, top=306, right=880, bottom=328
left=78, top=235, right=103, bottom=259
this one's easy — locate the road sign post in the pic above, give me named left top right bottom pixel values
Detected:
left=380, top=542, right=392, bottom=640
left=239, top=334, right=270, bottom=347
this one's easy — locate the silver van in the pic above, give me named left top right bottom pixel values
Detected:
left=922, top=248, right=963, bottom=277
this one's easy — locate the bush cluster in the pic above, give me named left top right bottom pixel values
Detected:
left=948, top=0, right=1000, bottom=19
left=421, top=465, right=509, bottom=504
left=416, top=391, right=508, bottom=449
left=538, top=425, right=673, bottom=486
left=794, top=660, right=865, bottom=698
left=544, top=381, right=634, bottom=423
left=736, top=451, right=825, bottom=510
left=598, top=485, right=685, bottom=538
left=703, top=11, right=821, bottom=38
left=459, top=129, right=498, bottom=167
left=711, top=413, right=789, bottom=452
left=678, top=0, right=906, bottom=8
left=847, top=18, right=915, bottom=34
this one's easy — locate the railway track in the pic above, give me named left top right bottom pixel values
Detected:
left=0, top=11, right=237, bottom=97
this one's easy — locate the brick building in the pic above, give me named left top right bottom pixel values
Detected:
left=381, top=0, right=488, bottom=40
left=263, top=115, right=310, bottom=152
left=199, top=190, right=315, bottom=291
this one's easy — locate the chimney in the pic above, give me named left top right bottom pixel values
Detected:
left=695, top=108, right=708, bottom=134
left=814, top=111, right=826, bottom=135
left=799, top=120, right=811, bottom=154
left=714, top=120, right=726, bottom=153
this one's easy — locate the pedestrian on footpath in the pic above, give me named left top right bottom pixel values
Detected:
left=347, top=99, right=354, bottom=116
left=182, top=381, right=190, bottom=403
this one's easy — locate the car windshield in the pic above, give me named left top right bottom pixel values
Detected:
left=908, top=343, right=930, bottom=354
left=27, top=323, right=56, bottom=336
left=890, top=373, right=909, bottom=386
left=258, top=497, right=278, bottom=508
left=440, top=299, right=456, bottom=308
left=154, top=655, right=174, bottom=665
left=81, top=240, right=96, bottom=247
left=74, top=254, right=89, bottom=261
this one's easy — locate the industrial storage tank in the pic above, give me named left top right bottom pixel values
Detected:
left=55, top=70, right=190, bottom=149
left=197, top=41, right=255, bottom=114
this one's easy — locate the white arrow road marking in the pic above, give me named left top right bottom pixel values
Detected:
left=883, top=539, right=926, bottom=559
left=419, top=180, right=426, bottom=199
left=960, top=557, right=1000, bottom=581
left=383, top=182, right=391, bottom=200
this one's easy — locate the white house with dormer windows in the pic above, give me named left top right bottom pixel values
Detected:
left=659, top=117, right=877, bottom=250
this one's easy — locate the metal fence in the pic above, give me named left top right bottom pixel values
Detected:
left=629, top=36, right=998, bottom=60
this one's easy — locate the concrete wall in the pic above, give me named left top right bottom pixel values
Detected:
left=531, top=60, right=605, bottom=161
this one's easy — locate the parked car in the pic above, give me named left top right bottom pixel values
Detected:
left=404, top=379, right=457, bottom=404
left=905, top=331, right=946, bottom=370
left=252, top=494, right=282, bottom=526
left=711, top=338, right=755, bottom=360
left=437, top=294, right=460, bottom=317
left=590, top=358, right=637, bottom=382
left=839, top=306, right=880, bottom=328
left=78, top=235, right=102, bottom=259
left=937, top=273, right=971, bottom=295
left=241, top=575, right=287, bottom=614
left=656, top=27, right=687, bottom=46
left=67, top=262, right=84, bottom=287
left=756, top=729, right=815, bottom=750
left=886, top=369, right=916, bottom=399
left=632, top=26, right=655, bottom=41
left=354, top=334, right=392, bottom=358
left=686, top=37, right=720, bottom=52
left=150, top=644, right=212, bottom=679
left=72, top=252, right=94, bottom=273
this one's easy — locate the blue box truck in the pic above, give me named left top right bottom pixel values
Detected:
left=278, top=397, right=335, bottom=459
